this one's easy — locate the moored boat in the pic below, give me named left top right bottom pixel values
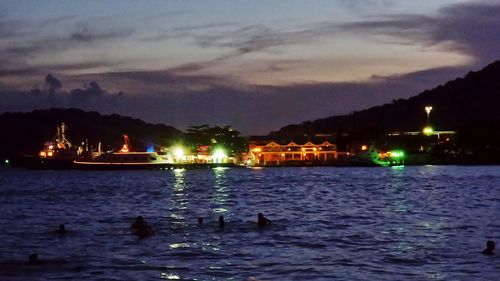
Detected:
left=74, top=151, right=171, bottom=170
left=13, top=123, right=80, bottom=169
left=73, top=135, right=173, bottom=170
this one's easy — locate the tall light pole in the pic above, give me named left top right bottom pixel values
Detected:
left=425, top=106, right=433, bottom=124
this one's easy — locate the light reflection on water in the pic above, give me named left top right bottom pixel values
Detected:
left=0, top=166, right=499, bottom=280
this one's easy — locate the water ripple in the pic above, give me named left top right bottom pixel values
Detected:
left=0, top=166, right=499, bottom=280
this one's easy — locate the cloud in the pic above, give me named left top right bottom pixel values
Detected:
left=337, top=0, right=396, bottom=12
left=45, top=74, right=62, bottom=92
left=0, top=16, right=133, bottom=76
left=50, top=62, right=469, bottom=134
left=1, top=1, right=499, bottom=134
left=3, top=74, right=125, bottom=110
left=69, top=25, right=132, bottom=43
left=0, top=15, right=25, bottom=38
left=158, top=1, right=500, bottom=75
left=341, top=1, right=500, bottom=64
left=0, top=60, right=477, bottom=135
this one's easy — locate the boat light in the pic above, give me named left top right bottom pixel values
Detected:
left=173, top=147, right=184, bottom=158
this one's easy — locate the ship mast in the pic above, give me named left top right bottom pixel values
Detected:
left=120, top=134, right=132, bottom=152
left=56, top=122, right=72, bottom=149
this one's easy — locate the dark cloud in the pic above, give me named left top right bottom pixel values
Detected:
left=55, top=62, right=469, bottom=134
left=4, top=74, right=125, bottom=112
left=1, top=2, right=498, bottom=134
left=0, top=62, right=477, bottom=135
left=337, top=0, right=396, bottom=13
left=148, top=22, right=235, bottom=41
left=70, top=81, right=105, bottom=104
left=0, top=62, right=115, bottom=81
left=0, top=18, right=133, bottom=74
left=0, top=15, right=24, bottom=38
left=45, top=74, right=62, bottom=93
left=341, top=1, right=500, bottom=64
left=166, top=1, right=500, bottom=74
left=69, top=25, right=132, bottom=43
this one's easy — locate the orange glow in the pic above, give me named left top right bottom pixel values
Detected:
left=361, top=145, right=368, bottom=151
left=120, top=144, right=129, bottom=153
left=39, top=151, right=46, bottom=157
left=47, top=151, right=53, bottom=157
left=253, top=148, right=261, bottom=153
left=281, top=153, right=285, bottom=157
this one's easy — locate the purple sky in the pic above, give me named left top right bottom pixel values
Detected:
left=0, top=0, right=499, bottom=134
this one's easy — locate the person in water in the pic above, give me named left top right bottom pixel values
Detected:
left=218, top=216, right=225, bottom=228
left=56, top=224, right=66, bottom=236
left=482, top=240, right=495, bottom=255
left=257, top=213, right=271, bottom=227
left=28, top=253, right=39, bottom=264
left=130, top=216, right=152, bottom=238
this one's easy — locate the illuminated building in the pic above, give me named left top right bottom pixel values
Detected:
left=247, top=141, right=337, bottom=166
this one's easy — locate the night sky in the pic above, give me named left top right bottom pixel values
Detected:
left=0, top=0, right=499, bottom=134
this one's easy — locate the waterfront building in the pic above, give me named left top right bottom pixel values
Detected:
left=247, top=140, right=338, bottom=166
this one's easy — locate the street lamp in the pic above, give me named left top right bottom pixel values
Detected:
left=425, top=106, right=433, bottom=124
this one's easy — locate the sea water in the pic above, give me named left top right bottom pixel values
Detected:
left=0, top=166, right=498, bottom=280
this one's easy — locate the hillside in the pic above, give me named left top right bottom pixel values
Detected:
left=273, top=61, right=500, bottom=140
left=0, top=108, right=181, bottom=158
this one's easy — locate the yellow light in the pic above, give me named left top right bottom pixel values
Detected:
left=301, top=148, right=305, bottom=151
left=212, top=149, right=226, bottom=159
left=173, top=147, right=184, bottom=158
left=253, top=148, right=261, bottom=153
left=425, top=106, right=433, bottom=114
left=48, top=145, right=53, bottom=150
left=47, top=151, right=53, bottom=157
left=423, top=126, right=434, bottom=136
left=361, top=145, right=368, bottom=151
left=281, top=153, right=285, bottom=157
left=39, top=151, right=46, bottom=157
left=313, top=147, right=317, bottom=151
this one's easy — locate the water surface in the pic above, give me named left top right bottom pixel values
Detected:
left=0, top=166, right=498, bottom=280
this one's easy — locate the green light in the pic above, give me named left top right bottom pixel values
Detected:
left=390, top=150, right=405, bottom=158
left=423, top=126, right=434, bottom=136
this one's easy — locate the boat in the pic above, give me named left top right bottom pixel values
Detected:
left=13, top=123, right=81, bottom=169
left=74, top=151, right=173, bottom=170
left=73, top=135, right=172, bottom=170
